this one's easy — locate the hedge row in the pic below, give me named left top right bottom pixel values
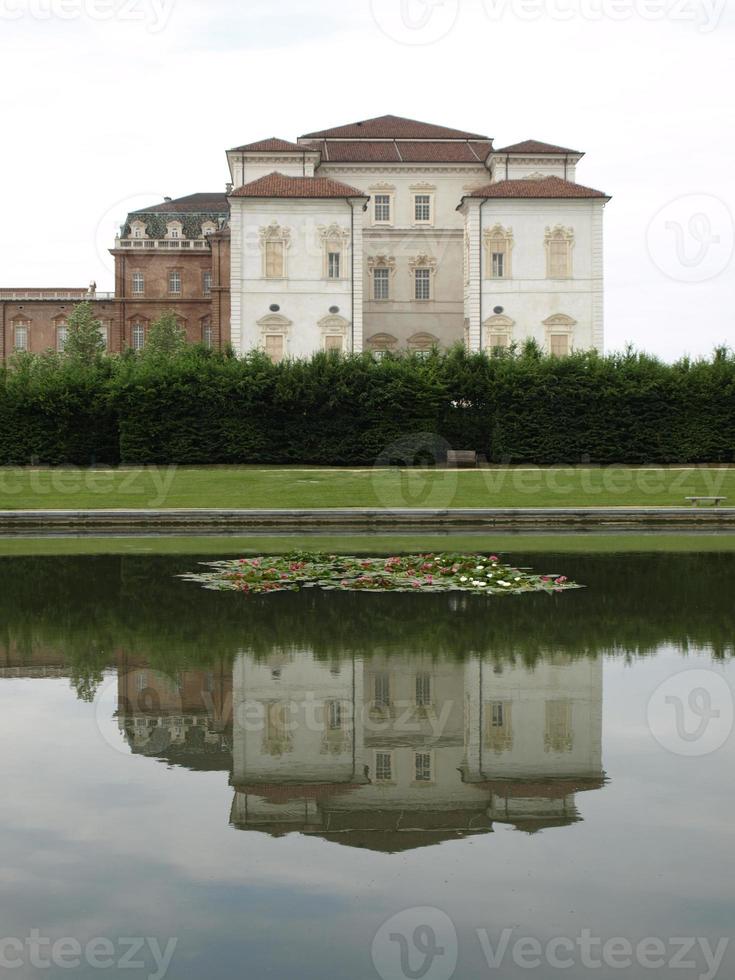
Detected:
left=1, top=344, right=734, bottom=465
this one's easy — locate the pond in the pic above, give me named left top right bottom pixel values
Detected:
left=1, top=545, right=734, bottom=979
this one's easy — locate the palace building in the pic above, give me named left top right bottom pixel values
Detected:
left=0, top=115, right=610, bottom=361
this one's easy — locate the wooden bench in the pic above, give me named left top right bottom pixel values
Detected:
left=446, top=450, right=477, bottom=469
left=686, top=496, right=728, bottom=507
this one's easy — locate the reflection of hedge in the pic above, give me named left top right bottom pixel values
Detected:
left=0, top=552, right=733, bottom=675
left=2, top=345, right=735, bottom=465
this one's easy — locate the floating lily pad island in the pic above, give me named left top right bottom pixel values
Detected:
left=182, top=553, right=580, bottom=596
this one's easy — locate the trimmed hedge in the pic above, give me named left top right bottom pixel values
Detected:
left=1, top=343, right=734, bottom=465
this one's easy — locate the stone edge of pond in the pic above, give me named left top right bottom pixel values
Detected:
left=1, top=507, right=735, bottom=534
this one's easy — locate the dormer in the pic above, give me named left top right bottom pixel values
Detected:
left=490, top=140, right=584, bottom=183
left=226, top=137, right=322, bottom=187
left=165, top=220, right=184, bottom=240
left=130, top=219, right=147, bottom=239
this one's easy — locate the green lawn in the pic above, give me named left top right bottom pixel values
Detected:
left=0, top=465, right=733, bottom=511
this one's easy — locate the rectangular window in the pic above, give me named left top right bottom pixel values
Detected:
left=375, top=752, right=393, bottom=783
left=549, top=241, right=570, bottom=278
left=98, top=325, right=109, bottom=350
left=325, top=334, right=343, bottom=353
left=265, top=241, right=285, bottom=279
left=414, top=752, right=432, bottom=783
left=491, top=702, right=505, bottom=728
left=168, top=270, right=181, bottom=295
left=132, top=322, right=145, bottom=350
left=489, top=333, right=508, bottom=350
left=328, top=700, right=343, bottom=731
left=327, top=251, right=341, bottom=280
left=264, top=334, right=284, bottom=363
left=491, top=251, right=505, bottom=278
left=374, top=672, right=391, bottom=707
left=415, top=267, right=431, bottom=301
left=202, top=321, right=213, bottom=348
left=414, top=194, right=431, bottom=223
left=374, top=194, right=391, bottom=223
left=550, top=334, right=570, bottom=357
left=373, top=267, right=390, bottom=300
left=56, top=324, right=68, bottom=352
left=131, top=272, right=145, bottom=296
left=415, top=672, right=432, bottom=707
left=14, top=323, right=28, bottom=351
left=202, top=271, right=212, bottom=296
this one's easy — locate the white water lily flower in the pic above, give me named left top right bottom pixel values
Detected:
left=499, top=581, right=511, bottom=587
left=476, top=566, right=484, bottom=571
left=460, top=577, right=468, bottom=582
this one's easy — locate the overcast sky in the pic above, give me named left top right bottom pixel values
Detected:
left=1, top=0, right=733, bottom=360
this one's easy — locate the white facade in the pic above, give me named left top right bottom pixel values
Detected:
left=226, top=119, right=610, bottom=360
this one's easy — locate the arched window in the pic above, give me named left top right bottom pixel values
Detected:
left=366, top=332, right=398, bottom=359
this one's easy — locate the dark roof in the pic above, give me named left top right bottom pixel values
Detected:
left=314, top=139, right=493, bottom=163
left=465, top=176, right=609, bottom=200
left=494, top=139, right=583, bottom=156
left=230, top=173, right=367, bottom=199
left=130, top=193, right=229, bottom=214
left=229, top=137, right=315, bottom=153
left=301, top=114, right=490, bottom=141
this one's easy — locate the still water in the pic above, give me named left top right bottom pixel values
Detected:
left=1, top=550, right=734, bottom=979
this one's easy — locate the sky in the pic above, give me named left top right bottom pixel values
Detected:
left=0, top=0, right=733, bottom=361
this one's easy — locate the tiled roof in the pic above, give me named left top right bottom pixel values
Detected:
left=130, top=193, right=229, bottom=214
left=301, top=114, right=490, bottom=140
left=313, top=139, right=493, bottom=163
left=494, top=139, right=583, bottom=156
left=466, top=176, right=609, bottom=200
left=230, top=173, right=367, bottom=199
left=229, top=137, right=315, bottom=153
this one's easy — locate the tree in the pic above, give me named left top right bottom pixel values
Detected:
left=145, top=310, right=187, bottom=356
left=63, top=301, right=106, bottom=363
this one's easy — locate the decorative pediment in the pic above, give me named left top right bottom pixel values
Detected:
left=484, top=223, right=513, bottom=243
left=545, top=224, right=574, bottom=242
left=366, top=332, right=398, bottom=351
left=368, top=181, right=395, bottom=192
left=408, top=332, right=439, bottom=351
left=319, top=223, right=350, bottom=245
left=543, top=313, right=577, bottom=332
left=408, top=254, right=438, bottom=275
left=368, top=254, right=396, bottom=275
left=259, top=221, right=292, bottom=245
left=318, top=314, right=350, bottom=336
left=257, top=313, right=293, bottom=336
left=524, top=171, right=548, bottom=180
left=410, top=181, right=436, bottom=191
left=483, top=313, right=515, bottom=330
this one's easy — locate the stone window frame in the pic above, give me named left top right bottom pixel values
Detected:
left=168, top=268, right=182, bottom=296
left=543, top=313, right=576, bottom=357
left=11, top=315, right=30, bottom=351
left=370, top=184, right=395, bottom=227
left=407, top=331, right=439, bottom=354
left=318, top=314, right=350, bottom=353
left=484, top=224, right=514, bottom=280
left=259, top=221, right=292, bottom=280
left=53, top=314, right=68, bottom=353
left=545, top=225, right=575, bottom=279
left=409, top=254, right=438, bottom=302
left=411, top=183, right=436, bottom=227
left=201, top=316, right=213, bottom=348
left=131, top=270, right=145, bottom=296
left=366, top=332, right=398, bottom=358
left=368, top=254, right=396, bottom=301
left=483, top=313, right=515, bottom=351
left=319, top=223, right=350, bottom=281
left=130, top=220, right=147, bottom=240
left=165, top=220, right=183, bottom=241
left=413, top=749, right=435, bottom=785
left=202, top=270, right=213, bottom=296
left=129, top=316, right=149, bottom=351
left=374, top=750, right=395, bottom=784
left=257, top=312, right=292, bottom=363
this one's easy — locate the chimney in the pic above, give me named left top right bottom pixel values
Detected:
left=164, top=196, right=172, bottom=202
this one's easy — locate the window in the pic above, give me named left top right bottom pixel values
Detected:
left=489, top=333, right=509, bottom=350
left=202, top=319, right=213, bottom=348
left=373, top=267, right=390, bottom=300
left=484, top=225, right=513, bottom=279
left=265, top=241, right=285, bottom=279
left=415, top=672, right=432, bottom=707
left=56, top=322, right=68, bottom=352
left=168, top=270, right=181, bottom=295
left=166, top=222, right=182, bottom=240
left=136, top=672, right=148, bottom=692
left=98, top=324, right=109, bottom=350
left=374, top=672, right=391, bottom=707
left=550, top=333, right=570, bottom=357
left=325, top=334, right=343, bottom=353
left=486, top=700, right=513, bottom=752
left=545, top=225, right=574, bottom=278
left=327, top=251, right=341, bottom=280
left=366, top=333, right=397, bottom=356
left=264, top=334, right=284, bottom=363
left=131, top=321, right=145, bottom=350
left=414, top=194, right=432, bottom=223
left=202, top=271, right=212, bottom=296
left=14, top=321, right=29, bottom=351
left=131, top=272, right=144, bottom=296
left=414, top=267, right=431, bottom=301
left=375, top=752, right=393, bottom=783
left=414, top=752, right=432, bottom=782
left=327, top=700, right=343, bottom=731
left=545, top=700, right=573, bottom=753
left=374, top=194, right=391, bottom=223
left=491, top=702, right=505, bottom=728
